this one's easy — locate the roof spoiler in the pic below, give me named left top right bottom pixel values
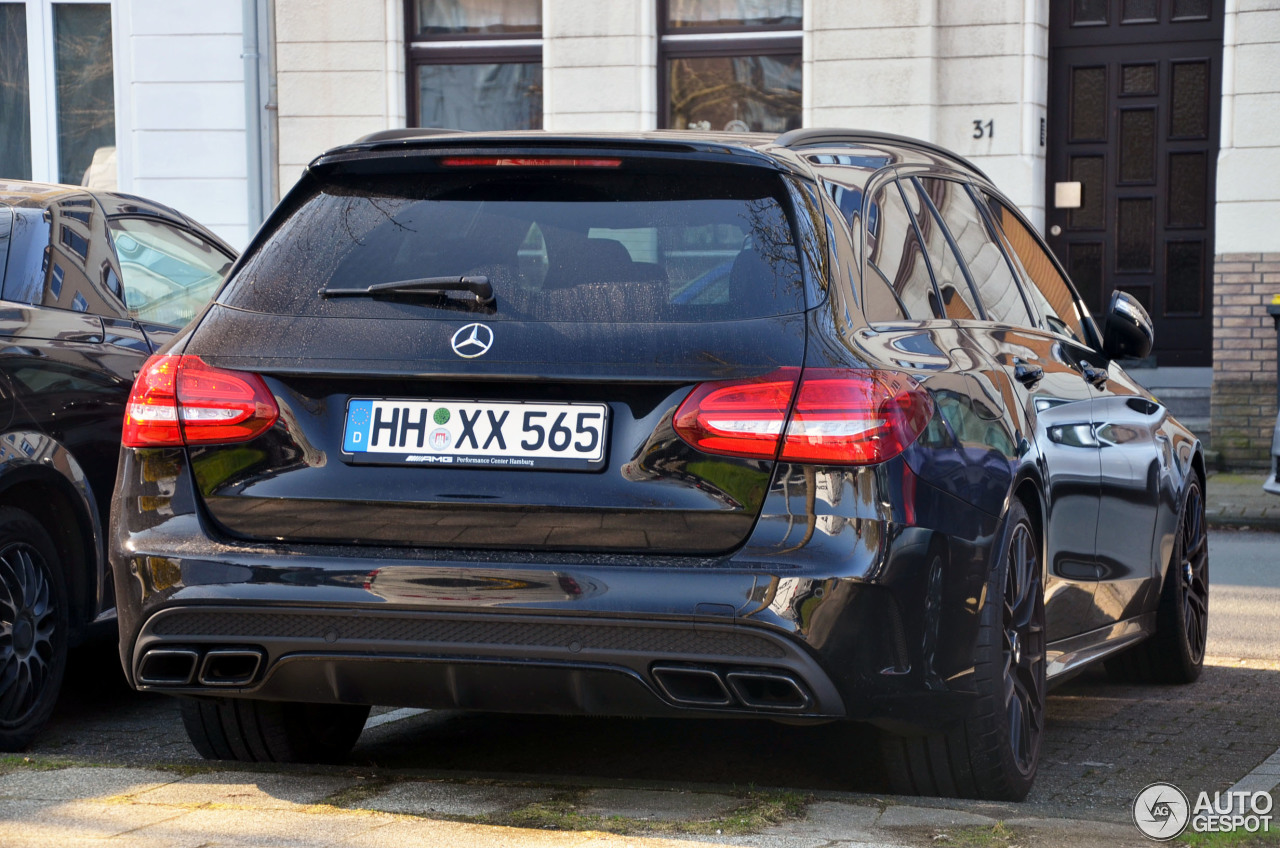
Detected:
left=774, top=127, right=990, bottom=181
left=353, top=127, right=466, bottom=144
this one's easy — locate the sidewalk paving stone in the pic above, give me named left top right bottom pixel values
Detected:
left=0, top=839, right=185, bottom=848
left=132, top=770, right=356, bottom=810
left=0, top=798, right=187, bottom=838
left=341, top=818, right=801, bottom=848
left=873, top=805, right=996, bottom=827
left=125, top=806, right=395, bottom=847
left=0, top=766, right=178, bottom=801
left=683, top=835, right=897, bottom=847
left=757, top=800, right=881, bottom=838
left=359, top=780, right=552, bottom=817
left=578, top=788, right=739, bottom=821
left=1206, top=472, right=1280, bottom=530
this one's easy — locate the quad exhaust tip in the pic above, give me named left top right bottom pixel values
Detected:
left=137, top=647, right=265, bottom=688
left=197, top=649, right=264, bottom=687
left=651, top=665, right=812, bottom=711
left=137, top=649, right=200, bottom=686
left=651, top=666, right=733, bottom=706
left=725, top=671, right=811, bottom=711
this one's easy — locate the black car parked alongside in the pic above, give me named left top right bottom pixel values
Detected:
left=110, top=130, right=1207, bottom=800
left=0, top=181, right=235, bottom=749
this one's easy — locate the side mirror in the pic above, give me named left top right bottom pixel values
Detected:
left=1102, top=290, right=1154, bottom=360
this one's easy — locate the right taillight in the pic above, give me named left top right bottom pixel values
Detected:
left=672, top=367, right=932, bottom=466
left=123, top=354, right=279, bottom=448
left=780, top=369, right=933, bottom=465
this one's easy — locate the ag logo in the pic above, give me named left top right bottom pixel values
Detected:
left=451, top=322, right=494, bottom=359
left=1133, top=782, right=1190, bottom=840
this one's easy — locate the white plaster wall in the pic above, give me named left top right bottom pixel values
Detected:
left=1216, top=0, right=1280, bottom=254
left=805, top=0, right=1047, bottom=228
left=114, top=0, right=251, bottom=248
left=274, top=0, right=403, bottom=195
left=805, top=0, right=937, bottom=136
left=543, top=0, right=656, bottom=131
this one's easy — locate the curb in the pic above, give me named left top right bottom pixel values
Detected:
left=1208, top=514, right=1280, bottom=532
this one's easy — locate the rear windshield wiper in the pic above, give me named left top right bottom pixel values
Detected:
left=321, top=275, right=494, bottom=306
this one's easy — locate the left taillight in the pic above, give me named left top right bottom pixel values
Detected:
left=122, top=354, right=279, bottom=447
left=671, top=368, right=801, bottom=460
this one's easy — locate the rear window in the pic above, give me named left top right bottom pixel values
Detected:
left=108, top=217, right=233, bottom=327
left=220, top=164, right=806, bottom=323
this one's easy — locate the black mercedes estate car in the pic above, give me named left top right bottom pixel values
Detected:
left=0, top=181, right=234, bottom=749
left=110, top=129, right=1207, bottom=800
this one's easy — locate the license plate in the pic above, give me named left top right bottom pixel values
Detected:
left=342, top=398, right=608, bottom=470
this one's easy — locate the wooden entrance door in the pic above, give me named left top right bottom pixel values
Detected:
left=1047, top=0, right=1223, bottom=366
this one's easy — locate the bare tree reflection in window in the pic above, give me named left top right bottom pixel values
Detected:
left=669, top=55, right=801, bottom=133
left=54, top=4, right=115, bottom=184
left=0, top=5, right=32, bottom=180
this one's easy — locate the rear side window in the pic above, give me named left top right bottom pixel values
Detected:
left=864, top=180, right=939, bottom=322
left=919, top=178, right=1035, bottom=327
left=1, top=208, right=52, bottom=305
left=1, top=197, right=130, bottom=319
left=222, top=165, right=806, bottom=323
left=908, top=178, right=984, bottom=322
left=984, top=195, right=1090, bottom=344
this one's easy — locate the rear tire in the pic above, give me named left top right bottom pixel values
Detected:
left=880, top=500, right=1046, bottom=800
left=1105, top=476, right=1207, bottom=684
left=179, top=697, right=370, bottom=764
left=0, top=507, right=69, bottom=752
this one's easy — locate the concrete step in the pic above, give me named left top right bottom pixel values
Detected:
left=1125, top=366, right=1213, bottom=390
left=1178, top=417, right=1211, bottom=446
left=1149, top=386, right=1211, bottom=420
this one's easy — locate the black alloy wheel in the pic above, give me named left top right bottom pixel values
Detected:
left=1176, top=480, right=1209, bottom=667
left=0, top=508, right=68, bottom=751
left=1105, top=476, right=1208, bottom=684
left=878, top=500, right=1045, bottom=800
left=1001, top=518, right=1046, bottom=777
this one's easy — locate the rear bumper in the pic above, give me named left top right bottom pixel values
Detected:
left=112, top=452, right=1003, bottom=730
left=113, top=547, right=988, bottom=729
left=130, top=605, right=846, bottom=718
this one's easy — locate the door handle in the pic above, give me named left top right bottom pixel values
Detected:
left=1080, top=361, right=1108, bottom=388
left=1013, top=358, right=1044, bottom=386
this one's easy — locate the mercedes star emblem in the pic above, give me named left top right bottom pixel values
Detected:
left=451, top=322, right=494, bottom=358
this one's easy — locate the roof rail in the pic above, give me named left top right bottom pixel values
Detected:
left=773, top=127, right=989, bottom=180
left=354, top=127, right=466, bottom=144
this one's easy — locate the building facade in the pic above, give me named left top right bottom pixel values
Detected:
left=2, top=0, right=1279, bottom=465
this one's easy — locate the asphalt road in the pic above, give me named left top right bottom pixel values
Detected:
left=1207, top=528, right=1280, bottom=660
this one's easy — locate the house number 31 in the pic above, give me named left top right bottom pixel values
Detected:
left=972, top=119, right=994, bottom=139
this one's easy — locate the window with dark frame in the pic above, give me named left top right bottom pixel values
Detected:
left=405, top=0, right=543, bottom=131
left=660, top=0, right=802, bottom=133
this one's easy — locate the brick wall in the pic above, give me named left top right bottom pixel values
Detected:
left=1210, top=252, right=1280, bottom=468
left=1210, top=2, right=1280, bottom=469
